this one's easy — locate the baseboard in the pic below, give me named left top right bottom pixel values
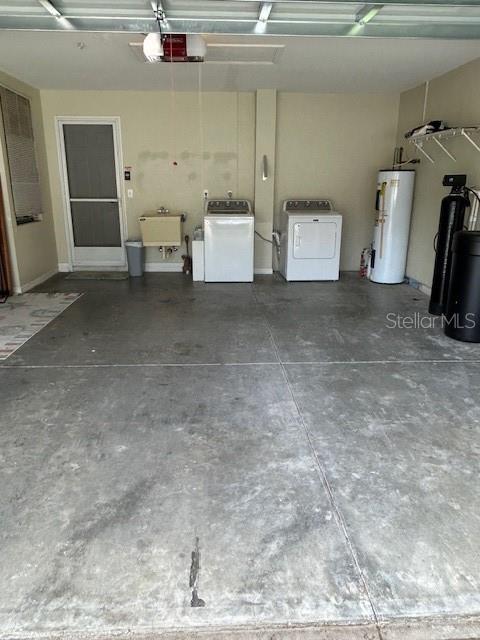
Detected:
left=59, top=264, right=129, bottom=273
left=146, top=265, right=273, bottom=275
left=19, top=268, right=58, bottom=293
left=406, top=276, right=431, bottom=296
left=254, top=267, right=273, bottom=275
left=418, top=283, right=432, bottom=296
left=59, top=262, right=184, bottom=274
left=69, top=264, right=127, bottom=272
left=144, top=262, right=183, bottom=272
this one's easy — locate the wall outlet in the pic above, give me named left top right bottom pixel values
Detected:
left=203, top=190, right=208, bottom=200
left=127, top=189, right=134, bottom=198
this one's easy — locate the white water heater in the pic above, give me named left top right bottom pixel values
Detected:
left=369, top=170, right=415, bottom=284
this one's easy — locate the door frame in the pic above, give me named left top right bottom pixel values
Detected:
left=55, top=116, right=128, bottom=270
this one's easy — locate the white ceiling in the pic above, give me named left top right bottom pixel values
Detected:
left=0, top=31, right=478, bottom=93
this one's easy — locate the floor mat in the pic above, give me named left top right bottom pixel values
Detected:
left=65, top=271, right=129, bottom=280
left=0, top=292, right=81, bottom=360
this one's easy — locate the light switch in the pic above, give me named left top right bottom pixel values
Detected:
left=127, top=189, right=134, bottom=198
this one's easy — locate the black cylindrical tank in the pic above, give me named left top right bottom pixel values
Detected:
left=428, top=191, right=469, bottom=315
left=445, top=231, right=480, bottom=342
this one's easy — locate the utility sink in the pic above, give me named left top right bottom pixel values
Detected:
left=139, top=214, right=183, bottom=247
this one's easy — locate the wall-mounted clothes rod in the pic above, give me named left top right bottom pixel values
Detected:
left=408, top=126, right=480, bottom=164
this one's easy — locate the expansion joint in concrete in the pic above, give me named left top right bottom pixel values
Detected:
left=251, top=290, right=384, bottom=640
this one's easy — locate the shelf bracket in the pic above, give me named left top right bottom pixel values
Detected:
left=461, top=129, right=480, bottom=153
left=412, top=140, right=434, bottom=164
left=433, top=136, right=456, bottom=161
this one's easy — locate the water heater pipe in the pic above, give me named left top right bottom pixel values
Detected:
left=467, top=188, right=480, bottom=231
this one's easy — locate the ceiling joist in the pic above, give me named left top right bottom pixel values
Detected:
left=355, top=4, right=384, bottom=25
left=37, top=0, right=61, bottom=19
left=227, top=0, right=480, bottom=4
left=0, top=0, right=479, bottom=39
left=258, top=2, right=274, bottom=22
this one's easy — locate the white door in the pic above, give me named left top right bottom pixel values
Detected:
left=293, top=221, right=337, bottom=259
left=59, top=120, right=126, bottom=268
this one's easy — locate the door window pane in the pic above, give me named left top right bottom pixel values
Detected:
left=71, top=201, right=121, bottom=247
left=63, top=124, right=117, bottom=199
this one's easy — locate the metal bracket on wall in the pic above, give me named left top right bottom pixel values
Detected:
left=408, top=126, right=480, bottom=165
left=412, top=140, right=435, bottom=164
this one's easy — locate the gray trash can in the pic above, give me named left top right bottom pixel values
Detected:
left=125, top=241, right=144, bottom=277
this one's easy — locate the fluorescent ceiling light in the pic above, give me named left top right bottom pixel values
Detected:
left=37, top=0, right=62, bottom=19
left=355, top=4, right=384, bottom=25
left=258, top=2, right=273, bottom=23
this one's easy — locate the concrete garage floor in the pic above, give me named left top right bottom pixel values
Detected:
left=1, top=273, right=480, bottom=640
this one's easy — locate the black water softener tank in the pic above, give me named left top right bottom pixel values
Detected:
left=429, top=175, right=470, bottom=315
left=445, top=231, right=480, bottom=342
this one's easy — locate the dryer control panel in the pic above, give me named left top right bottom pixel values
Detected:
left=284, top=199, right=333, bottom=212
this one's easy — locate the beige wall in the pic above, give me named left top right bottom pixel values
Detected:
left=41, top=89, right=401, bottom=275
left=40, top=90, right=256, bottom=269
left=0, top=69, right=57, bottom=291
left=275, top=92, right=400, bottom=271
left=397, top=57, right=480, bottom=288
left=5, top=60, right=480, bottom=283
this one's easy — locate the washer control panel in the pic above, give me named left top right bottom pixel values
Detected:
left=284, top=199, right=333, bottom=212
left=206, top=199, right=252, bottom=214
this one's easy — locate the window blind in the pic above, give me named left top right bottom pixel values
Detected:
left=0, top=86, right=42, bottom=224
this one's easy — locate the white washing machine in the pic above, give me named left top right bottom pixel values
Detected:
left=204, top=199, right=254, bottom=282
left=279, top=199, right=342, bottom=281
